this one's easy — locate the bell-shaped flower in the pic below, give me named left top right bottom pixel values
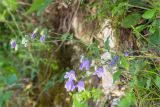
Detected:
left=110, top=55, right=119, bottom=67
left=124, top=52, right=129, bottom=57
left=65, top=80, right=75, bottom=92
left=10, top=39, right=16, bottom=49
left=76, top=80, right=85, bottom=92
left=79, top=58, right=91, bottom=71
left=31, top=28, right=38, bottom=39
left=93, top=66, right=105, bottom=78
left=40, top=35, right=45, bottom=42
left=64, top=70, right=76, bottom=81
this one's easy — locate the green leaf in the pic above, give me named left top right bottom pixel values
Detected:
left=146, top=78, right=151, bottom=89
left=6, top=74, right=17, bottom=85
left=91, top=88, right=102, bottom=100
left=73, top=94, right=88, bottom=107
left=2, top=91, right=12, bottom=102
left=122, top=13, right=141, bottom=28
left=2, top=0, right=18, bottom=11
left=154, top=76, right=160, bottom=89
left=88, top=43, right=100, bottom=58
left=44, top=81, right=55, bottom=91
left=142, top=9, right=156, bottom=19
left=135, top=25, right=146, bottom=32
left=61, top=33, right=73, bottom=41
left=104, top=36, right=110, bottom=51
left=119, top=57, right=129, bottom=70
left=26, top=0, right=44, bottom=14
left=113, top=70, right=122, bottom=82
left=78, top=91, right=91, bottom=101
left=111, top=3, right=126, bottom=16
left=149, top=31, right=160, bottom=45
left=37, top=0, right=53, bottom=16
left=133, top=25, right=146, bottom=37
left=51, top=63, right=58, bottom=70
left=118, top=92, right=135, bottom=107
left=149, top=26, right=156, bottom=34
left=128, top=0, right=147, bottom=7
left=73, top=98, right=88, bottom=107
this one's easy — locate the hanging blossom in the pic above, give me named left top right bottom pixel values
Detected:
left=124, top=52, right=129, bottom=57
left=110, top=55, right=119, bottom=67
left=79, top=57, right=91, bottom=71
left=76, top=80, right=85, bottom=92
left=64, top=70, right=76, bottom=81
left=31, top=28, right=38, bottom=39
left=93, top=66, right=105, bottom=78
left=10, top=39, right=16, bottom=49
left=65, top=80, right=75, bottom=92
left=40, top=35, right=45, bottom=42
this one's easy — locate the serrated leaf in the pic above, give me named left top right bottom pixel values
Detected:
left=142, top=9, right=156, bottom=19
left=122, top=13, right=141, bottom=28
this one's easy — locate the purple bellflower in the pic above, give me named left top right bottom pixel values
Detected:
left=93, top=66, right=105, bottom=78
left=124, top=52, right=129, bottom=57
left=10, top=40, right=16, bottom=49
left=31, top=29, right=38, bottom=39
left=110, top=55, right=119, bottom=67
left=64, top=70, right=76, bottom=81
left=65, top=79, right=75, bottom=92
left=40, top=35, right=45, bottom=42
left=79, top=59, right=91, bottom=71
left=76, top=80, right=85, bottom=92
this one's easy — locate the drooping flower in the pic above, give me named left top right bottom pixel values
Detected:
left=31, top=28, right=38, bottom=39
left=124, top=52, right=129, bottom=57
left=76, top=80, right=85, bottom=92
left=10, top=39, right=16, bottom=49
left=64, top=70, right=76, bottom=81
left=110, top=55, right=119, bottom=67
left=93, top=66, right=105, bottom=78
left=79, top=59, right=91, bottom=71
left=65, top=80, right=75, bottom=92
left=40, top=35, right=45, bottom=42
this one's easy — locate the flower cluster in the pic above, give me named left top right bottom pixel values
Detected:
left=64, top=70, right=85, bottom=92
left=10, top=29, right=46, bottom=50
left=31, top=29, right=46, bottom=42
left=64, top=57, right=105, bottom=92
